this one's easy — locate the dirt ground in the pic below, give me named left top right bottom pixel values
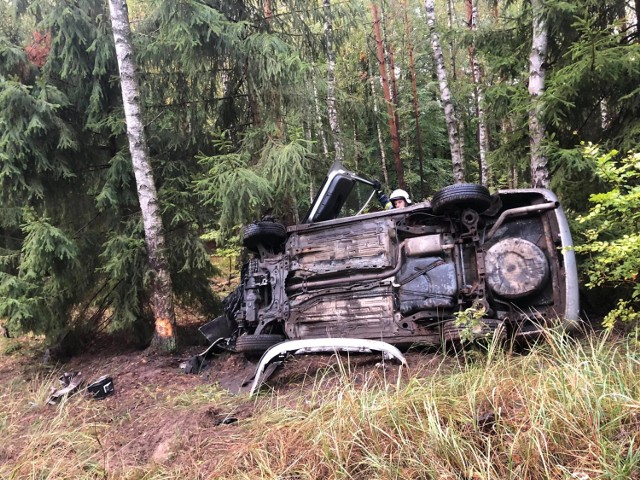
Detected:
left=0, top=330, right=452, bottom=475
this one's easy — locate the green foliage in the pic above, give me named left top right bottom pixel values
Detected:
left=0, top=215, right=83, bottom=338
left=98, top=220, right=148, bottom=332
left=261, top=137, right=310, bottom=192
left=195, top=135, right=273, bottom=233
left=453, top=301, right=488, bottom=344
left=477, top=0, right=640, bottom=192
left=0, top=78, right=76, bottom=199
left=3, top=340, right=22, bottom=355
left=2, top=0, right=640, bottom=348
left=0, top=0, right=221, bottom=349
left=573, top=145, right=640, bottom=329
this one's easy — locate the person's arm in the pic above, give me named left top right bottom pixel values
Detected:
left=373, top=181, right=392, bottom=209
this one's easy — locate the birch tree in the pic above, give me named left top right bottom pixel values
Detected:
left=108, top=0, right=177, bottom=352
left=312, top=65, right=330, bottom=160
left=528, top=0, right=549, bottom=188
left=370, top=71, right=390, bottom=184
left=404, top=0, right=425, bottom=197
left=425, top=0, right=465, bottom=183
left=323, top=0, right=344, bottom=163
left=467, top=0, right=490, bottom=186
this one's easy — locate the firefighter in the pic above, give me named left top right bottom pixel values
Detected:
left=373, top=181, right=412, bottom=209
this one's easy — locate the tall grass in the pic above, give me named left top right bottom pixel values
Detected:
left=1, top=330, right=638, bottom=479
left=0, top=371, right=109, bottom=479
left=219, top=330, right=640, bottom=479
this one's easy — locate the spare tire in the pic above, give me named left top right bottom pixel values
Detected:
left=485, top=238, right=549, bottom=299
left=432, top=184, right=492, bottom=215
left=243, top=221, right=287, bottom=253
left=235, top=334, right=285, bottom=356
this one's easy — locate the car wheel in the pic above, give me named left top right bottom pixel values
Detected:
left=473, top=318, right=507, bottom=349
left=485, top=238, right=549, bottom=299
left=431, top=184, right=492, bottom=215
left=243, top=221, right=287, bottom=253
left=235, top=334, right=285, bottom=357
left=441, top=320, right=464, bottom=353
left=442, top=318, right=506, bottom=352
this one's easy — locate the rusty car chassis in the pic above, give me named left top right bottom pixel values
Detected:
left=200, top=162, right=580, bottom=360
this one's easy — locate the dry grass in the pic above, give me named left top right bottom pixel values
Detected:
left=1, top=329, right=639, bottom=479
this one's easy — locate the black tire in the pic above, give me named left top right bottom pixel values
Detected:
left=243, top=221, right=287, bottom=252
left=441, top=320, right=464, bottom=353
left=441, top=318, right=506, bottom=353
left=432, top=184, right=492, bottom=215
left=235, top=334, right=285, bottom=356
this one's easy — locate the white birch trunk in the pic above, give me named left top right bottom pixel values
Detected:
left=470, top=0, right=490, bottom=186
left=458, top=107, right=466, bottom=173
left=311, top=65, right=329, bottom=159
left=304, top=122, right=314, bottom=203
left=108, top=0, right=177, bottom=352
left=446, top=0, right=457, bottom=80
left=323, top=0, right=344, bottom=164
left=501, top=117, right=519, bottom=188
left=528, top=0, right=549, bottom=188
left=370, top=73, right=389, bottom=185
left=425, top=0, right=465, bottom=183
left=600, top=98, right=609, bottom=130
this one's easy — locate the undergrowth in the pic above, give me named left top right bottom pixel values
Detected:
left=0, top=330, right=638, bottom=479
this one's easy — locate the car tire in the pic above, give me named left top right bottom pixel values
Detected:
left=441, top=320, right=464, bottom=353
left=485, top=238, right=550, bottom=299
left=235, top=334, right=285, bottom=357
left=442, top=318, right=506, bottom=353
left=243, top=221, right=287, bottom=253
left=432, top=184, right=492, bottom=215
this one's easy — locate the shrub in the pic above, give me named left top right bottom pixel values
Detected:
left=573, top=144, right=640, bottom=330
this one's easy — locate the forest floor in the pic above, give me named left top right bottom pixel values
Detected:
left=2, top=319, right=637, bottom=479
left=0, top=318, right=455, bottom=478
left=0, top=261, right=627, bottom=478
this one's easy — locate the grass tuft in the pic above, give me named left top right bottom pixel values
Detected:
left=1, top=329, right=639, bottom=479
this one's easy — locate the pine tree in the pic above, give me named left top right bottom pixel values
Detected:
left=0, top=0, right=216, bottom=352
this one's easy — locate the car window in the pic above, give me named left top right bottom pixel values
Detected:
left=335, top=180, right=376, bottom=219
left=304, top=164, right=376, bottom=223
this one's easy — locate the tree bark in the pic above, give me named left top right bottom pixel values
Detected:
left=404, top=0, right=425, bottom=198
left=380, top=3, right=402, bottom=179
left=108, top=0, right=177, bottom=352
left=323, top=0, right=344, bottom=164
left=501, top=118, right=519, bottom=188
left=371, top=2, right=403, bottom=187
left=312, top=65, right=329, bottom=159
left=467, top=0, right=490, bottom=186
left=369, top=70, right=389, bottom=185
left=636, top=0, right=640, bottom=39
left=446, top=0, right=457, bottom=80
left=424, top=0, right=465, bottom=183
left=528, top=0, right=549, bottom=188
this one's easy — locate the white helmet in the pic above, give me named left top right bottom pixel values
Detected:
left=389, top=188, right=412, bottom=205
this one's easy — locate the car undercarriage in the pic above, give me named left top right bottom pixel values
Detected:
left=200, top=163, right=580, bottom=358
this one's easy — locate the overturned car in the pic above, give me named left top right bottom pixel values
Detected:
left=202, top=163, right=580, bottom=356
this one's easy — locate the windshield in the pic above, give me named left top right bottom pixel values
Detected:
left=337, top=180, right=376, bottom=218
left=303, top=162, right=377, bottom=223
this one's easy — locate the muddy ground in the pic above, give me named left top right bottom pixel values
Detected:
left=0, top=328, right=455, bottom=473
